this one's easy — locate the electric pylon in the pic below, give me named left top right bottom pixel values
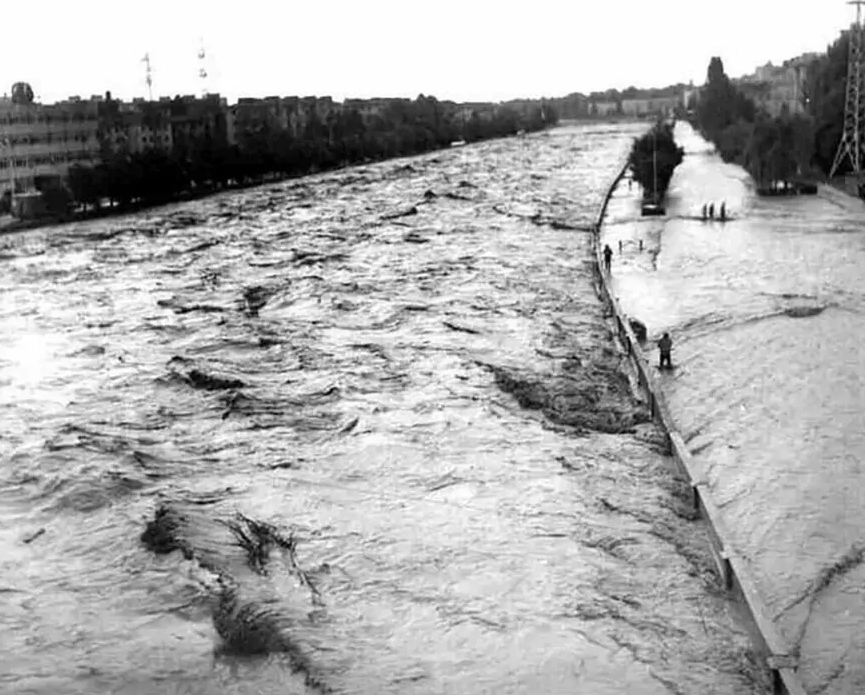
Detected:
left=829, top=0, right=865, bottom=178
left=142, top=53, right=154, bottom=101
left=198, top=39, right=209, bottom=98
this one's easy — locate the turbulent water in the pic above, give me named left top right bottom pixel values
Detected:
left=603, top=122, right=865, bottom=695
left=0, top=123, right=770, bottom=695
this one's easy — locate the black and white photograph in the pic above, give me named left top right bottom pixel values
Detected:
left=0, top=1, right=861, bottom=694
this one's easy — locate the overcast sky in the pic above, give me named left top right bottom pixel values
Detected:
left=0, top=0, right=852, bottom=104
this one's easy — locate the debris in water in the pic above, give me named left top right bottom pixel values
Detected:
left=382, top=206, right=418, bottom=221
left=443, top=320, right=481, bottom=335
left=140, top=505, right=190, bottom=557
left=22, top=528, right=45, bottom=544
left=479, top=363, right=648, bottom=434
left=184, top=369, right=245, bottom=391
left=243, top=285, right=275, bottom=317
left=339, top=416, right=360, bottom=433
left=784, top=306, right=824, bottom=319
left=403, top=231, right=429, bottom=244
left=157, top=298, right=227, bottom=315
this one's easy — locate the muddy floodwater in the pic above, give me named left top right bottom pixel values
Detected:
left=603, top=122, right=865, bottom=695
left=1, top=123, right=768, bottom=695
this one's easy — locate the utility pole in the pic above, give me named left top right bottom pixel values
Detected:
left=142, top=53, right=154, bottom=101
left=651, top=126, right=658, bottom=202
left=830, top=0, right=865, bottom=178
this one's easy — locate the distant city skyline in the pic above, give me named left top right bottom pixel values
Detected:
left=0, top=0, right=854, bottom=105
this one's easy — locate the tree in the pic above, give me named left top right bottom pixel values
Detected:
left=628, top=121, right=684, bottom=200
left=697, top=57, right=744, bottom=140
left=66, top=164, right=101, bottom=211
left=64, top=92, right=558, bottom=218
left=805, top=33, right=848, bottom=175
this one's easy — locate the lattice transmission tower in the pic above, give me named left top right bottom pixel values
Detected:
left=830, top=0, right=865, bottom=178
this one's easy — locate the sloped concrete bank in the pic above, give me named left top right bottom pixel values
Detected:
left=593, top=165, right=808, bottom=695
left=818, top=182, right=865, bottom=213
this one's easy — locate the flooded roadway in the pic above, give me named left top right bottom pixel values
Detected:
left=0, top=123, right=768, bottom=695
left=602, top=121, right=865, bottom=695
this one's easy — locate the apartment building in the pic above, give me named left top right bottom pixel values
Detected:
left=97, top=93, right=231, bottom=158
left=167, top=94, right=232, bottom=158
left=590, top=101, right=619, bottom=116
left=0, top=95, right=102, bottom=193
left=737, top=53, right=819, bottom=117
left=621, top=96, right=680, bottom=118
left=232, top=96, right=298, bottom=144
left=343, top=98, right=394, bottom=123
left=98, top=95, right=173, bottom=155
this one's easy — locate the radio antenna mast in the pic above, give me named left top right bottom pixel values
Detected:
left=142, top=52, right=154, bottom=101
left=198, top=39, right=209, bottom=98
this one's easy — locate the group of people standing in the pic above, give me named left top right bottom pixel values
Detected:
left=602, top=242, right=674, bottom=370
left=701, top=201, right=727, bottom=222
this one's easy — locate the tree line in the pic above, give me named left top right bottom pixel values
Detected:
left=628, top=120, right=685, bottom=200
left=692, top=42, right=852, bottom=191
left=690, top=57, right=812, bottom=191
left=65, top=96, right=558, bottom=212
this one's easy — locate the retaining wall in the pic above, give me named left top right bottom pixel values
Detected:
left=817, top=182, right=865, bottom=213
left=591, top=163, right=808, bottom=695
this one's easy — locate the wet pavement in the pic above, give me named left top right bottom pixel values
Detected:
left=602, top=121, right=865, bottom=695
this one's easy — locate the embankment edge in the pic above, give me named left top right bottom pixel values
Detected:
left=591, top=163, right=808, bottom=695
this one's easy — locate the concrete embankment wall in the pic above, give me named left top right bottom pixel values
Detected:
left=818, top=182, right=865, bottom=213
left=591, top=164, right=808, bottom=695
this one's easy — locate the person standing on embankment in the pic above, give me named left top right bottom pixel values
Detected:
left=658, top=332, right=673, bottom=369
left=603, top=244, right=613, bottom=273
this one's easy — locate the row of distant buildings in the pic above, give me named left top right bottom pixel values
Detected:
left=0, top=52, right=823, bottom=195
left=555, top=90, right=690, bottom=120
left=0, top=90, right=461, bottom=194
left=732, top=52, right=820, bottom=117
left=588, top=95, right=686, bottom=118
left=572, top=49, right=820, bottom=122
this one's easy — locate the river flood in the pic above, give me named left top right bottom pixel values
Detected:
left=603, top=121, right=865, bottom=695
left=1, top=123, right=768, bottom=695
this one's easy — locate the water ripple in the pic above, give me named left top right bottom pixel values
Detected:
left=0, top=125, right=766, bottom=695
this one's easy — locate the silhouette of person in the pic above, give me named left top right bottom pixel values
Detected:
left=701, top=203, right=707, bottom=221
left=658, top=332, right=673, bottom=369
left=603, top=244, right=613, bottom=272
left=720, top=201, right=726, bottom=221
left=709, top=203, right=715, bottom=220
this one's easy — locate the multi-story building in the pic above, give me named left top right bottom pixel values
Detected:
left=343, top=98, right=394, bottom=124
left=231, top=96, right=294, bottom=145
left=621, top=96, right=681, bottom=118
left=97, top=94, right=173, bottom=155
left=0, top=94, right=102, bottom=193
left=167, top=94, right=232, bottom=158
left=589, top=100, right=619, bottom=117
left=97, top=93, right=231, bottom=159
left=736, top=53, right=819, bottom=116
